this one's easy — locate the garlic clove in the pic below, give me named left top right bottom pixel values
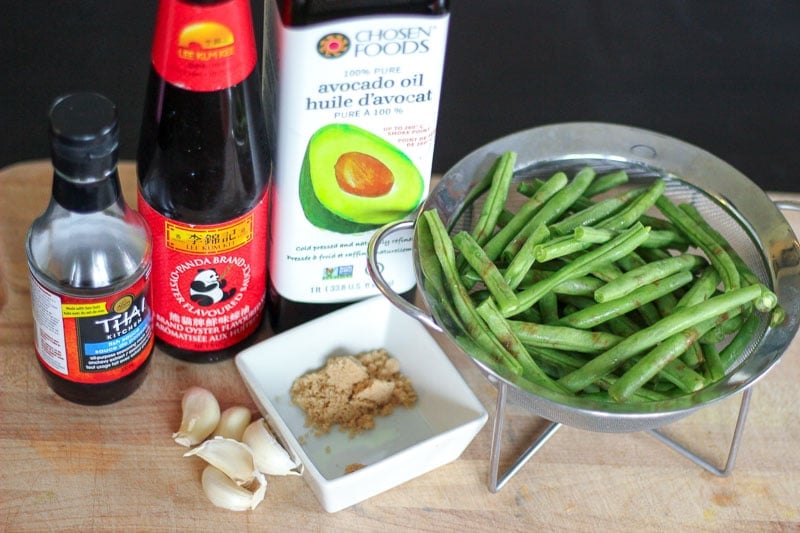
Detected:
left=184, top=437, right=259, bottom=486
left=242, top=418, right=303, bottom=476
left=201, top=465, right=267, bottom=511
left=173, top=386, right=221, bottom=447
left=213, top=406, right=252, bottom=441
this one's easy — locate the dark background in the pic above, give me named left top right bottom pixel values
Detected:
left=3, top=1, right=799, bottom=191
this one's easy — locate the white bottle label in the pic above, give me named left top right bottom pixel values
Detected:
left=30, top=275, right=69, bottom=374
left=267, top=6, right=450, bottom=303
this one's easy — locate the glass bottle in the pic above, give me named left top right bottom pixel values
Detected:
left=264, top=0, right=451, bottom=332
left=137, top=0, right=271, bottom=361
left=26, top=92, right=154, bottom=405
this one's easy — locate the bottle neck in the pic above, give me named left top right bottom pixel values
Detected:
left=52, top=169, right=122, bottom=213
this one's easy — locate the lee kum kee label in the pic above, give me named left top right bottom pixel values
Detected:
left=137, top=192, right=267, bottom=352
left=151, top=0, right=256, bottom=91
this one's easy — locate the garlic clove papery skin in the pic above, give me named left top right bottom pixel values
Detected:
left=184, top=437, right=260, bottom=486
left=242, top=418, right=303, bottom=476
left=173, top=386, right=221, bottom=447
left=201, top=465, right=267, bottom=511
left=213, top=406, right=252, bottom=441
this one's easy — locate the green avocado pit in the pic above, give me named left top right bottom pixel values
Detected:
left=299, top=123, right=425, bottom=234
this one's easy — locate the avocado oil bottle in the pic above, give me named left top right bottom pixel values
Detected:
left=263, top=0, right=451, bottom=331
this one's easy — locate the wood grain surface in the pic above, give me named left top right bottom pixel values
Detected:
left=1, top=161, right=798, bottom=531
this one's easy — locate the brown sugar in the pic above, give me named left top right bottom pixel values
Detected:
left=290, top=349, right=417, bottom=436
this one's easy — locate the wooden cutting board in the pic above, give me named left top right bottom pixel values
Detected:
left=1, top=161, right=798, bottom=531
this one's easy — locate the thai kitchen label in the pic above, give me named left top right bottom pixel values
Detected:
left=30, top=272, right=153, bottom=384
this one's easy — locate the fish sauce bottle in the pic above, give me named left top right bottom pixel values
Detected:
left=264, top=0, right=451, bottom=332
left=137, top=0, right=271, bottom=362
left=26, top=92, right=154, bottom=405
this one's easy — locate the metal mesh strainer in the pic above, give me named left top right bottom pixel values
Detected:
left=368, top=122, right=800, bottom=435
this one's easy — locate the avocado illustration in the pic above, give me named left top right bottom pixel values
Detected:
left=298, top=123, right=425, bottom=234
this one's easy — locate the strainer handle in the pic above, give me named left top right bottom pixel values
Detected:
left=367, top=220, right=442, bottom=332
left=775, top=200, right=800, bottom=212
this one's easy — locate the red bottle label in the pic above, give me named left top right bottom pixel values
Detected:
left=151, top=0, right=257, bottom=91
left=30, top=273, right=153, bottom=384
left=137, top=192, right=268, bottom=352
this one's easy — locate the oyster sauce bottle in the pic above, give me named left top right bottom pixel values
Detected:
left=264, top=0, right=451, bottom=331
left=137, top=0, right=271, bottom=361
left=26, top=92, right=154, bottom=405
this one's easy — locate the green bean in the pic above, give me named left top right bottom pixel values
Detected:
left=476, top=298, right=565, bottom=393
left=452, top=231, right=518, bottom=313
left=558, top=295, right=703, bottom=392
left=508, top=320, right=622, bottom=353
left=497, top=209, right=515, bottom=228
left=659, top=359, right=707, bottom=393
left=572, top=226, right=687, bottom=251
left=703, top=343, right=725, bottom=382
left=480, top=171, right=568, bottom=262
left=518, top=170, right=628, bottom=203
left=470, top=151, right=517, bottom=246
left=655, top=195, right=741, bottom=290
left=515, top=180, right=541, bottom=197
left=583, top=170, right=629, bottom=197
left=422, top=210, right=522, bottom=374
left=549, top=186, right=645, bottom=236
left=593, top=254, right=706, bottom=303
left=573, top=226, right=617, bottom=243
left=557, top=271, right=694, bottom=329
left=770, top=305, right=786, bottom=327
left=557, top=284, right=765, bottom=393
left=633, top=249, right=688, bottom=319
left=677, top=204, right=759, bottom=285
left=608, top=307, right=742, bottom=401
left=591, top=262, right=626, bottom=282
left=515, top=270, right=605, bottom=296
left=719, top=310, right=761, bottom=370
left=503, top=223, right=550, bottom=290
left=532, top=235, right=596, bottom=263
left=699, top=313, right=744, bottom=344
left=538, top=291, right=560, bottom=324
left=456, top=157, right=502, bottom=224
left=678, top=203, right=783, bottom=320
left=501, top=167, right=596, bottom=262
left=521, top=346, right=666, bottom=402
left=597, top=179, right=665, bottom=231
left=506, top=223, right=650, bottom=317
left=636, top=229, right=689, bottom=250
left=674, top=267, right=720, bottom=309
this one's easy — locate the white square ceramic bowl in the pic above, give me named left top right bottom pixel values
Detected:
left=235, top=296, right=488, bottom=513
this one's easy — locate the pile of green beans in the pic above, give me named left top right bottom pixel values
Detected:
left=419, top=151, right=783, bottom=403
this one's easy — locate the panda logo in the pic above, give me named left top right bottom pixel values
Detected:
left=189, top=268, right=236, bottom=307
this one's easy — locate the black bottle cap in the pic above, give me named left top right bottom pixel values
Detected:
left=49, top=92, right=120, bottom=180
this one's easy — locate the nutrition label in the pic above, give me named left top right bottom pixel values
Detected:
left=29, top=276, right=69, bottom=374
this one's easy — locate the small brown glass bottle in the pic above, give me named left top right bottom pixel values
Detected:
left=26, top=92, right=154, bottom=405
